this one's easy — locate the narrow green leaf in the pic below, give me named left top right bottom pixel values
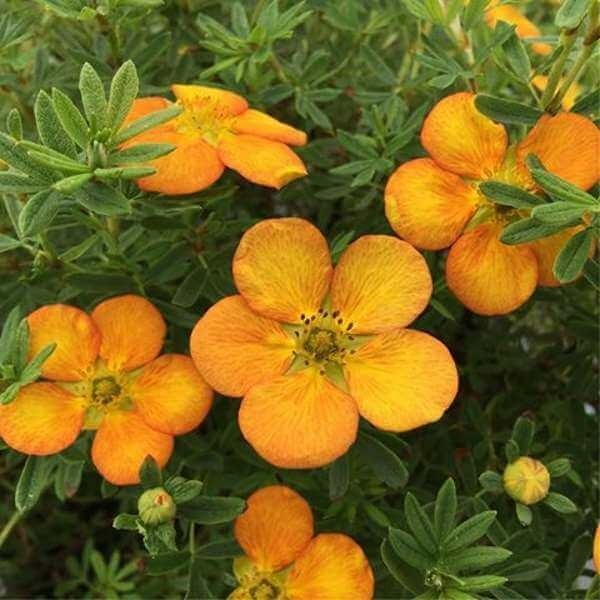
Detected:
left=479, top=471, right=503, bottom=492
left=357, top=432, right=408, bottom=488
left=107, top=60, right=140, bottom=131
left=405, top=493, right=438, bottom=554
left=444, top=511, right=497, bottom=553
left=94, top=166, right=155, bottom=179
left=6, top=109, right=23, bottom=140
left=0, top=305, right=22, bottom=364
left=110, top=143, right=175, bottom=164
left=462, top=0, right=489, bottom=31
left=511, top=416, right=535, bottom=455
left=434, top=478, right=457, bottom=542
left=449, top=546, right=512, bottom=572
left=53, top=173, right=93, bottom=193
left=0, top=234, right=22, bottom=253
left=51, top=88, right=89, bottom=148
left=0, top=132, right=53, bottom=181
left=572, top=88, right=600, bottom=115
left=112, top=513, right=140, bottom=531
left=546, top=458, right=571, bottom=478
left=328, top=454, right=350, bottom=500
left=553, top=228, right=592, bottom=283
left=475, top=95, right=543, bottom=125
left=20, top=342, right=56, bottom=384
left=113, top=104, right=182, bottom=145
left=457, top=575, right=507, bottom=592
left=479, top=181, right=541, bottom=209
left=543, top=492, right=577, bottom=514
left=501, top=30, right=531, bottom=81
left=502, top=559, right=549, bottom=582
left=515, top=502, right=532, bottom=526
left=164, top=477, right=203, bottom=504
left=177, top=496, right=245, bottom=524
left=500, top=218, right=564, bottom=245
left=34, top=90, right=77, bottom=158
left=555, top=0, right=589, bottom=28
left=18, top=190, right=62, bottom=237
left=139, top=455, right=162, bottom=489
left=563, top=534, right=592, bottom=587
left=532, top=202, right=588, bottom=225
left=0, top=172, right=44, bottom=193
left=529, top=167, right=596, bottom=205
left=15, top=456, right=56, bottom=512
left=380, top=539, right=424, bottom=595
left=388, top=527, right=434, bottom=569
left=79, top=62, right=108, bottom=129
left=75, top=182, right=131, bottom=216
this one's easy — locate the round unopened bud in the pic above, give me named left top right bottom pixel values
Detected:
left=503, top=457, right=550, bottom=505
left=137, top=487, right=176, bottom=525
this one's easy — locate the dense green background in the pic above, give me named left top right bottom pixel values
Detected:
left=0, top=0, right=598, bottom=598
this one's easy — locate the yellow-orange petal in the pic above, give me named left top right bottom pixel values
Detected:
left=385, top=158, right=479, bottom=251
left=190, top=295, right=294, bottom=397
left=171, top=84, right=248, bottom=116
left=131, top=354, right=213, bottom=436
left=485, top=5, right=552, bottom=55
left=344, top=329, right=458, bottom=432
left=286, top=533, right=374, bottom=600
left=0, top=383, right=85, bottom=455
left=234, top=485, right=314, bottom=572
left=517, top=113, right=599, bottom=191
left=131, top=131, right=225, bottom=195
left=531, top=75, right=581, bottom=111
left=122, top=96, right=173, bottom=130
left=232, top=109, right=307, bottom=146
left=91, top=410, right=173, bottom=486
left=233, top=218, right=332, bottom=323
left=446, top=223, right=538, bottom=315
left=594, top=524, right=600, bottom=573
left=330, top=235, right=432, bottom=334
left=421, top=92, right=508, bottom=180
left=528, top=226, right=585, bottom=287
left=218, top=133, right=307, bottom=189
left=27, top=304, right=101, bottom=382
left=91, top=295, right=166, bottom=372
left=238, top=368, right=359, bottom=469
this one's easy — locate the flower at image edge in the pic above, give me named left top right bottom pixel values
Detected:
left=0, top=295, right=213, bottom=485
left=384, top=92, right=599, bottom=316
left=190, top=217, right=459, bottom=469
left=121, top=85, right=308, bottom=195
left=230, top=485, right=374, bottom=600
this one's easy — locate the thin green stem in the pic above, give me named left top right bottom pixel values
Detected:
left=549, top=43, right=595, bottom=111
left=189, top=522, right=196, bottom=555
left=0, top=511, right=22, bottom=550
left=540, top=29, right=579, bottom=109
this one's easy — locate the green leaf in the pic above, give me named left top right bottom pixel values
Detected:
left=0, top=234, right=22, bottom=253
left=75, top=182, right=131, bottom=216
left=139, top=455, right=162, bottom=489
left=94, top=166, right=155, bottom=179
left=511, top=416, right=535, bottom=455
left=532, top=202, right=589, bottom=225
left=388, top=527, right=434, bottom=570
left=515, top=502, right=532, bottom=526
left=0, top=172, right=45, bottom=193
left=479, top=471, right=503, bottom=492
left=529, top=167, right=596, bottom=205
left=0, top=132, right=53, bottom=181
left=504, top=439, right=520, bottom=463
left=356, top=431, right=408, bottom=488
left=444, top=511, right=497, bottom=553
left=177, top=496, right=245, bottom=524
left=502, top=559, right=549, bottom=582
left=462, top=0, right=488, bottom=31
left=6, top=108, right=23, bottom=140
left=15, top=456, right=56, bottom=512
left=479, top=181, right=540, bottom=209
left=18, top=190, right=62, bottom=237
left=34, top=90, right=77, bottom=158
left=555, top=0, right=590, bottom=28
left=20, top=342, right=56, bottom=384
left=27, top=149, right=89, bottom=174
left=53, top=173, right=93, bottom=193
left=572, top=88, right=600, bottom=115
left=112, top=513, right=139, bottom=531
left=546, top=458, right=571, bottom=478
left=328, top=454, right=350, bottom=500
left=54, top=460, right=84, bottom=501
left=146, top=551, right=191, bottom=575
left=195, top=539, right=241, bottom=559
left=500, top=218, right=564, bottom=245
left=449, top=546, right=512, bottom=573
left=457, top=575, right=507, bottom=592
left=475, top=95, right=543, bottom=125
left=563, top=534, right=592, bottom=587
left=434, top=479, right=457, bottom=542
left=164, top=477, right=203, bottom=504
left=553, top=228, right=592, bottom=283
left=110, top=143, right=175, bottom=164
left=113, top=104, right=182, bottom=145
left=186, top=556, right=215, bottom=599
left=107, top=60, right=140, bottom=131
left=172, top=266, right=207, bottom=308
left=51, top=88, right=89, bottom=149
left=405, top=493, right=438, bottom=554
left=0, top=305, right=22, bottom=364
left=501, top=30, right=531, bottom=81
left=79, top=62, right=108, bottom=130
left=543, top=492, right=577, bottom=514
left=380, top=539, right=424, bottom=595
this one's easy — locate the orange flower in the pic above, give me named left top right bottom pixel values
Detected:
left=485, top=2, right=552, bottom=55
left=122, top=85, right=307, bottom=195
left=385, top=92, right=599, bottom=316
left=190, top=218, right=458, bottom=468
left=230, top=485, right=374, bottom=599
left=594, top=524, right=600, bottom=573
left=0, top=295, right=213, bottom=485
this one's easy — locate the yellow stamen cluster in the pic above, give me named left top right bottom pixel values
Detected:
left=292, top=309, right=356, bottom=373
left=231, top=568, right=286, bottom=600
left=174, top=98, right=233, bottom=146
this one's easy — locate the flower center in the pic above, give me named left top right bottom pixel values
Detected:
left=293, top=309, right=356, bottom=371
left=174, top=98, right=233, bottom=146
left=247, top=578, right=283, bottom=600
left=91, top=376, right=122, bottom=405
left=232, top=568, right=287, bottom=600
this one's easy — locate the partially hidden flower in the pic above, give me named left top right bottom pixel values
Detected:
left=594, top=524, right=600, bottom=573
left=503, top=457, right=550, bottom=505
left=532, top=75, right=581, bottom=110
left=0, top=295, right=213, bottom=485
left=485, top=1, right=552, bottom=55
left=230, top=485, right=374, bottom=599
left=190, top=217, right=458, bottom=468
left=138, top=487, right=177, bottom=525
left=122, top=85, right=307, bottom=195
left=384, top=92, right=599, bottom=316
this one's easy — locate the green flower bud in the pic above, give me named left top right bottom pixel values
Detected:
left=503, top=457, right=550, bottom=505
left=137, top=487, right=176, bottom=525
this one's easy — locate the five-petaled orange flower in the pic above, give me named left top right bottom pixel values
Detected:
left=122, top=85, right=308, bottom=195
left=0, top=295, right=213, bottom=485
left=230, top=485, right=374, bottom=599
left=190, top=217, right=458, bottom=468
left=384, top=92, right=599, bottom=316
left=485, top=1, right=552, bottom=55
